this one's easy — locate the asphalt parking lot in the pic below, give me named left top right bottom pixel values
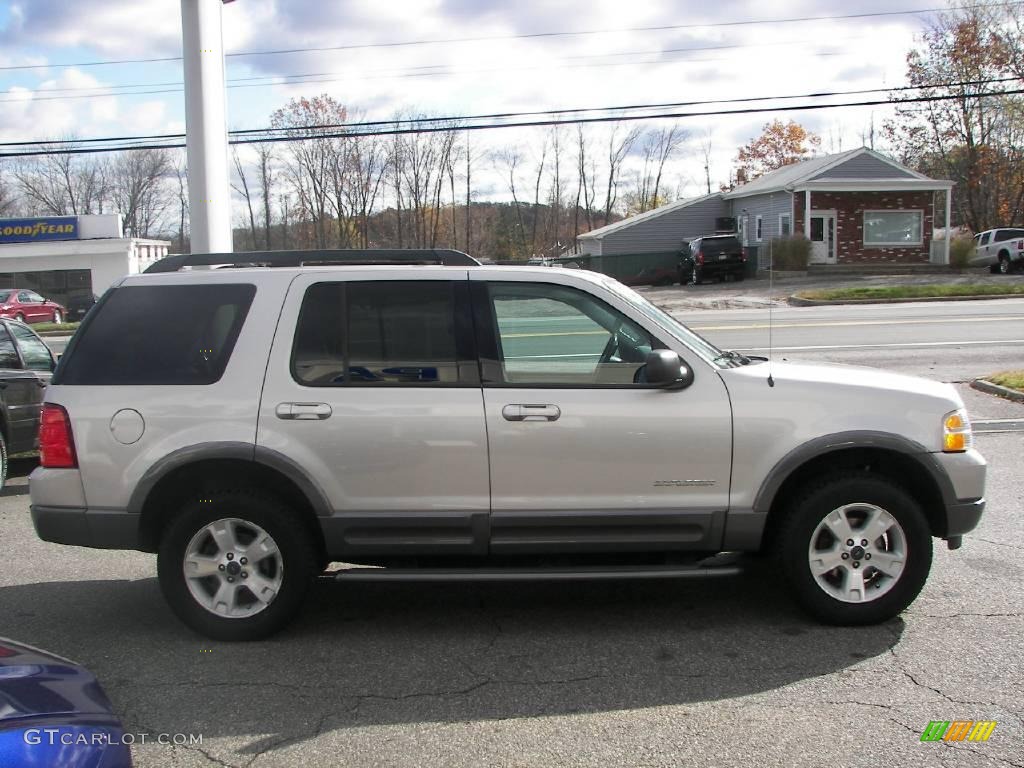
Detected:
left=1, top=411, right=1021, bottom=767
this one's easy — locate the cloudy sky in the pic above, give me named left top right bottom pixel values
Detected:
left=0, top=0, right=941, bottom=195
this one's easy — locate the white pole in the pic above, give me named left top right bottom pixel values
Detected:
left=944, top=187, right=952, bottom=265
left=181, top=0, right=232, bottom=254
left=803, top=188, right=811, bottom=238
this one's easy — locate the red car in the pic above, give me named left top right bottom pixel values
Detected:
left=0, top=289, right=67, bottom=324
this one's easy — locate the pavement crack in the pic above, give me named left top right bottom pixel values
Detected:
left=970, top=536, right=1016, bottom=550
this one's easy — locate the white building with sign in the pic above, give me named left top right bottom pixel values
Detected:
left=0, top=214, right=170, bottom=306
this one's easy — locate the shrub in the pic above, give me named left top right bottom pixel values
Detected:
left=768, top=235, right=812, bottom=270
left=948, top=236, right=975, bottom=270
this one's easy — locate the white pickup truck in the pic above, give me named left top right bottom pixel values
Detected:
left=970, top=227, right=1024, bottom=273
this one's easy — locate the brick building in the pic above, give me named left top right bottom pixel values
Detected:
left=565, top=148, right=954, bottom=275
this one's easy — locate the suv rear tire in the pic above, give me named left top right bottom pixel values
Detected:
left=777, top=474, right=932, bottom=625
left=157, top=490, right=318, bottom=640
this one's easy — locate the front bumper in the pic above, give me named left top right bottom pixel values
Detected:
left=931, top=448, right=987, bottom=538
left=31, top=506, right=142, bottom=550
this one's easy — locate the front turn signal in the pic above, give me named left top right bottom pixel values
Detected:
left=942, top=409, right=972, bottom=453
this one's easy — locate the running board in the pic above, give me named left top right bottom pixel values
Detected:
left=325, top=563, right=743, bottom=582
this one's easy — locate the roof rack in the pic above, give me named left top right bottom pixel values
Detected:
left=144, top=248, right=480, bottom=273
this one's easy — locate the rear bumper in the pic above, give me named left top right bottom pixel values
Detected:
left=31, top=506, right=142, bottom=550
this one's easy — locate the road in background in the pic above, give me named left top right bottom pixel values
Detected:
left=682, top=297, right=1024, bottom=382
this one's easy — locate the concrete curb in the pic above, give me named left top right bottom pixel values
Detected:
left=36, top=329, right=77, bottom=337
left=971, top=379, right=1024, bottom=404
left=788, top=292, right=1024, bottom=307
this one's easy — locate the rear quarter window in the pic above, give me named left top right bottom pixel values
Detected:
left=55, top=283, right=256, bottom=385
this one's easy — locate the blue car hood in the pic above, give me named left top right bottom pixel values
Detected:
left=0, top=638, right=119, bottom=727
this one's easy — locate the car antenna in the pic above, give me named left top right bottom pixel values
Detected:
left=766, top=207, right=775, bottom=387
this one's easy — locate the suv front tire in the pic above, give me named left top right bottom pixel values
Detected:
left=777, top=474, right=933, bottom=625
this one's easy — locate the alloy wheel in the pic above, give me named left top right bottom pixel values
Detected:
left=807, top=502, right=907, bottom=603
left=183, top=517, right=284, bottom=618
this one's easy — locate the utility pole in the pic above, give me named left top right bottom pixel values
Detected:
left=181, top=0, right=233, bottom=253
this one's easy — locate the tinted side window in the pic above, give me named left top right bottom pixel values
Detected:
left=0, top=327, right=20, bottom=368
left=8, top=324, right=52, bottom=371
left=292, top=281, right=464, bottom=386
left=56, top=284, right=255, bottom=385
left=979, top=232, right=991, bottom=245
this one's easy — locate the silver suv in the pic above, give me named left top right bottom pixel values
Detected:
left=30, top=250, right=987, bottom=640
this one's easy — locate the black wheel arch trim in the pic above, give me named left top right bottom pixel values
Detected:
left=127, top=442, right=333, bottom=518
left=752, top=430, right=958, bottom=516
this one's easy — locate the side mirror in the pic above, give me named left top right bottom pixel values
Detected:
left=644, top=349, right=695, bottom=390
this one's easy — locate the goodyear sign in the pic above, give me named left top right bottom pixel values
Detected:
left=0, top=217, right=79, bottom=244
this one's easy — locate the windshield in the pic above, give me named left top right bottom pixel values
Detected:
left=600, top=277, right=723, bottom=364
left=0, top=291, right=11, bottom=303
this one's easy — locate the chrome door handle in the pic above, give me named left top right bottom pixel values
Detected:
left=276, top=402, right=332, bottom=420
left=502, top=404, right=561, bottom=422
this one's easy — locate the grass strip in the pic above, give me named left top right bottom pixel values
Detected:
left=795, top=284, right=1024, bottom=301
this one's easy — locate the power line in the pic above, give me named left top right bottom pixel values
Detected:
left=1, top=77, right=1016, bottom=149
left=2, top=35, right=875, bottom=99
left=0, top=43, right=866, bottom=105
left=3, top=88, right=1022, bottom=159
left=0, top=2, right=1016, bottom=73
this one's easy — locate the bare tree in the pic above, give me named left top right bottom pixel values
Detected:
left=270, top=95, right=348, bottom=248
left=700, top=128, right=714, bottom=195
left=529, top=137, right=548, bottom=256
left=497, top=147, right=527, bottom=256
left=174, top=157, right=189, bottom=252
left=106, top=149, right=172, bottom=237
left=545, top=125, right=566, bottom=253
left=345, top=134, right=387, bottom=248
left=15, top=140, right=106, bottom=215
left=0, top=166, right=18, bottom=216
left=603, top=123, right=641, bottom=224
left=231, top=147, right=258, bottom=249
left=255, top=143, right=276, bottom=249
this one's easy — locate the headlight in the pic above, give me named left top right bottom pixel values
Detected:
left=942, top=408, right=973, bottom=452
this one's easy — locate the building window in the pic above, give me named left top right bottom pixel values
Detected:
left=755, top=215, right=763, bottom=242
left=779, top=213, right=792, bottom=237
left=863, top=210, right=923, bottom=246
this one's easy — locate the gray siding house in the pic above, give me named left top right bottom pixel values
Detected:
left=563, top=148, right=954, bottom=277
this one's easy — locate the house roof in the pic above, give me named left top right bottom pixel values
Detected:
left=576, top=192, right=722, bottom=241
left=721, top=147, right=939, bottom=198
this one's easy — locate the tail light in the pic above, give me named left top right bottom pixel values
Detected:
left=1017, top=240, right=1023, bottom=250
left=741, top=248, right=748, bottom=262
left=695, top=250, right=704, bottom=265
left=39, top=403, right=77, bottom=468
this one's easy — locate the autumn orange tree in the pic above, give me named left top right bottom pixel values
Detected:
left=731, top=119, right=821, bottom=185
left=885, top=2, right=1024, bottom=230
